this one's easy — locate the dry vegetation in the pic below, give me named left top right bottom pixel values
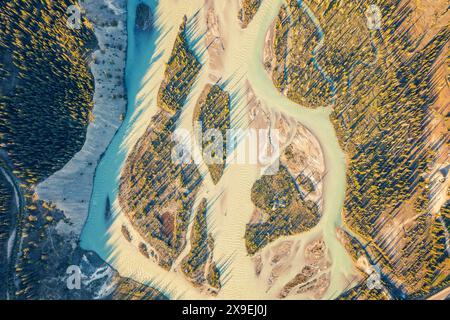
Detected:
left=246, top=166, right=320, bottom=254
left=181, top=199, right=221, bottom=292
left=119, top=18, right=203, bottom=270
left=238, top=0, right=262, bottom=28
left=288, top=0, right=449, bottom=298
left=267, top=0, right=449, bottom=298
left=193, top=84, right=231, bottom=184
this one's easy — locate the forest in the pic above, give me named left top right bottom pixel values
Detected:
left=120, top=18, right=203, bottom=270
left=0, top=0, right=96, bottom=183
left=193, top=84, right=231, bottom=184
left=246, top=166, right=320, bottom=254
left=181, top=198, right=221, bottom=292
left=268, top=0, right=449, bottom=297
left=238, top=0, right=262, bottom=28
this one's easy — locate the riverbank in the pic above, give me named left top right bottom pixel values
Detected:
left=80, top=0, right=356, bottom=300
left=36, top=0, right=128, bottom=239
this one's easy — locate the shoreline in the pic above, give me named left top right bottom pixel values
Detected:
left=36, top=0, right=128, bottom=240
left=79, top=0, right=356, bottom=299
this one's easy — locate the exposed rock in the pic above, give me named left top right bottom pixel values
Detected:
left=135, top=3, right=153, bottom=31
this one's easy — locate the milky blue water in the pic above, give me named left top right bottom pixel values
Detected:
left=80, top=0, right=159, bottom=257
